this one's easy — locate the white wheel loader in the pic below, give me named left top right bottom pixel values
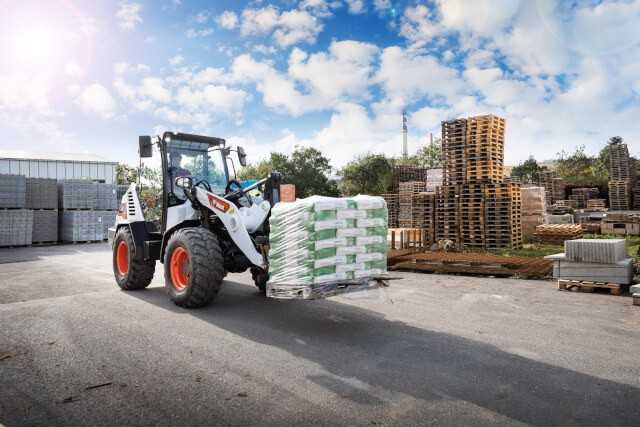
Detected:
left=109, top=132, right=280, bottom=308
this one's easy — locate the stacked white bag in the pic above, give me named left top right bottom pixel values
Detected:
left=267, top=195, right=388, bottom=298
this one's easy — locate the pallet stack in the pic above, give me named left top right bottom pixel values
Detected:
left=27, top=178, right=59, bottom=244
left=412, top=192, right=436, bottom=243
left=437, top=115, right=521, bottom=250
left=398, top=181, right=426, bottom=228
left=532, top=224, right=583, bottom=245
left=0, top=174, right=32, bottom=247
left=608, top=139, right=633, bottom=210
left=59, top=180, right=118, bottom=242
left=521, top=187, right=547, bottom=240
left=569, top=187, right=599, bottom=209
left=586, top=199, right=607, bottom=211
left=382, top=193, right=399, bottom=228
left=391, top=165, right=428, bottom=192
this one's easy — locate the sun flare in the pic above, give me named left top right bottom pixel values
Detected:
left=7, top=26, right=59, bottom=67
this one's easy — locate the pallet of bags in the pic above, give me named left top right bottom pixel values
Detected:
left=267, top=195, right=388, bottom=300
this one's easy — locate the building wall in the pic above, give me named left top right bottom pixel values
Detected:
left=0, top=159, right=117, bottom=184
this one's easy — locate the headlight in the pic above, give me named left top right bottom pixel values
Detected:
left=164, top=134, right=172, bottom=143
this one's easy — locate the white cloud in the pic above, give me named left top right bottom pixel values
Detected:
left=64, top=61, right=85, bottom=78
left=299, top=0, right=341, bottom=18
left=139, top=78, right=171, bottom=103
left=345, top=0, right=365, bottom=14
left=116, top=1, right=142, bottom=30
left=194, top=11, right=210, bottom=24
left=241, top=6, right=280, bottom=35
left=253, top=44, right=277, bottom=55
left=185, top=27, right=214, bottom=38
left=114, top=62, right=150, bottom=75
left=373, top=0, right=391, bottom=13
left=169, top=55, right=184, bottom=66
left=176, top=85, right=247, bottom=113
left=288, top=40, right=379, bottom=102
left=216, top=10, right=239, bottom=29
left=240, top=5, right=323, bottom=48
left=76, top=83, right=116, bottom=119
left=437, top=0, right=519, bottom=36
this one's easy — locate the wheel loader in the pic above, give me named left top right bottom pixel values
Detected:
left=109, top=132, right=280, bottom=308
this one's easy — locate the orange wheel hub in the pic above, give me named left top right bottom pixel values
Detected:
left=116, top=241, right=129, bottom=276
left=170, top=247, right=190, bottom=291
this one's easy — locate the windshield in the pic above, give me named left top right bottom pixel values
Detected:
left=166, top=140, right=228, bottom=197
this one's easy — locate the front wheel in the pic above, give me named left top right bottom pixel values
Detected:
left=113, top=227, right=155, bottom=290
left=164, top=227, right=225, bottom=308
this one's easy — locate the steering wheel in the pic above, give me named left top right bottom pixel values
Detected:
left=194, top=179, right=212, bottom=192
left=225, top=179, right=246, bottom=200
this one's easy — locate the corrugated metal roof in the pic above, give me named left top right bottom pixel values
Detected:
left=0, top=150, right=117, bottom=163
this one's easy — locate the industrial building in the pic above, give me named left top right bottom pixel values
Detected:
left=0, top=152, right=117, bottom=184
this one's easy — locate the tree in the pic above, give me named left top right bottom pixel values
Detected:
left=116, top=163, right=138, bottom=185
left=339, top=154, right=393, bottom=196
left=237, top=146, right=339, bottom=198
left=414, top=137, right=443, bottom=168
left=511, top=156, right=543, bottom=184
left=555, top=146, right=608, bottom=186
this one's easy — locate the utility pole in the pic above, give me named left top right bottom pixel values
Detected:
left=402, top=110, right=408, bottom=159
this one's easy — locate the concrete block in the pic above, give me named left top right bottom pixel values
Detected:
left=32, top=210, right=58, bottom=243
left=564, top=239, right=627, bottom=264
left=0, top=209, right=33, bottom=246
left=26, top=178, right=58, bottom=209
left=545, top=253, right=634, bottom=285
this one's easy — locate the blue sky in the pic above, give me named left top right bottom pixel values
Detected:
left=1, top=0, right=639, bottom=168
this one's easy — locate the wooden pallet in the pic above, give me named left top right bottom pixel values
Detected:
left=558, top=279, right=624, bottom=296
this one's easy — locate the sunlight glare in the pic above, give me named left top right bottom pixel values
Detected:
left=8, top=26, right=59, bottom=67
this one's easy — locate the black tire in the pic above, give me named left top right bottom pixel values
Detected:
left=251, top=267, right=268, bottom=294
left=113, top=227, right=155, bottom=290
left=164, top=227, right=224, bottom=308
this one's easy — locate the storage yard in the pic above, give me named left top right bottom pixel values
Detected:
left=1, top=244, right=639, bottom=426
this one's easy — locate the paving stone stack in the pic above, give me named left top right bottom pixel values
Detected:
left=545, top=238, right=633, bottom=284
left=96, top=183, right=118, bottom=210
left=32, top=210, right=58, bottom=243
left=437, top=115, right=522, bottom=250
left=608, top=139, right=633, bottom=211
left=0, top=209, right=33, bottom=246
left=0, top=174, right=26, bottom=208
left=26, top=178, right=58, bottom=209
left=61, top=210, right=116, bottom=242
left=59, top=180, right=118, bottom=242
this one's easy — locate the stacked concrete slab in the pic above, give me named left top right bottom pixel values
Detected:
left=0, top=174, right=26, bottom=208
left=96, top=183, right=118, bottom=210
left=61, top=211, right=116, bottom=242
left=26, top=178, right=58, bottom=209
left=544, top=238, right=634, bottom=284
left=32, top=210, right=58, bottom=243
left=0, top=210, right=33, bottom=246
left=59, top=180, right=98, bottom=209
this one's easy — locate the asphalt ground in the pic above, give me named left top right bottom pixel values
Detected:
left=1, top=243, right=639, bottom=426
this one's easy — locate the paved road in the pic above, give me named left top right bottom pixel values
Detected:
left=1, top=244, right=639, bottom=426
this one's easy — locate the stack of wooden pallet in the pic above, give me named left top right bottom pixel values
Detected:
left=608, top=140, right=633, bottom=211
left=391, top=165, right=428, bottom=192
left=532, top=224, right=583, bottom=245
left=569, top=187, right=599, bottom=209
left=412, top=192, right=436, bottom=243
left=398, top=181, right=426, bottom=228
left=438, top=115, right=522, bottom=250
left=601, top=212, right=640, bottom=236
left=382, top=193, right=399, bottom=228
left=521, top=186, right=547, bottom=240
left=541, top=170, right=555, bottom=206
left=586, top=199, right=607, bottom=211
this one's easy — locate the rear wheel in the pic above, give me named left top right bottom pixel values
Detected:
left=164, top=227, right=224, bottom=308
left=113, top=227, right=155, bottom=290
left=251, top=267, right=268, bottom=294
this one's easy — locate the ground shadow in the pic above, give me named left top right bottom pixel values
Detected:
left=130, top=280, right=640, bottom=426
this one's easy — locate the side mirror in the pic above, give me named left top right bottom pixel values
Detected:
left=237, top=146, right=247, bottom=167
left=139, top=136, right=153, bottom=158
left=175, top=176, right=193, bottom=190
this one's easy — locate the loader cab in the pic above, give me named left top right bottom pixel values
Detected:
left=138, top=132, right=239, bottom=233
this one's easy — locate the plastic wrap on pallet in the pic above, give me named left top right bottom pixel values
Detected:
left=266, top=195, right=388, bottom=299
left=0, top=174, right=26, bottom=208
left=0, top=209, right=33, bottom=246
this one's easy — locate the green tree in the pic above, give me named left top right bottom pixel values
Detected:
left=237, top=147, right=339, bottom=198
left=555, top=146, right=608, bottom=186
left=116, top=163, right=138, bottom=185
left=339, top=154, right=393, bottom=196
left=414, top=137, right=443, bottom=168
left=511, top=156, right=543, bottom=184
